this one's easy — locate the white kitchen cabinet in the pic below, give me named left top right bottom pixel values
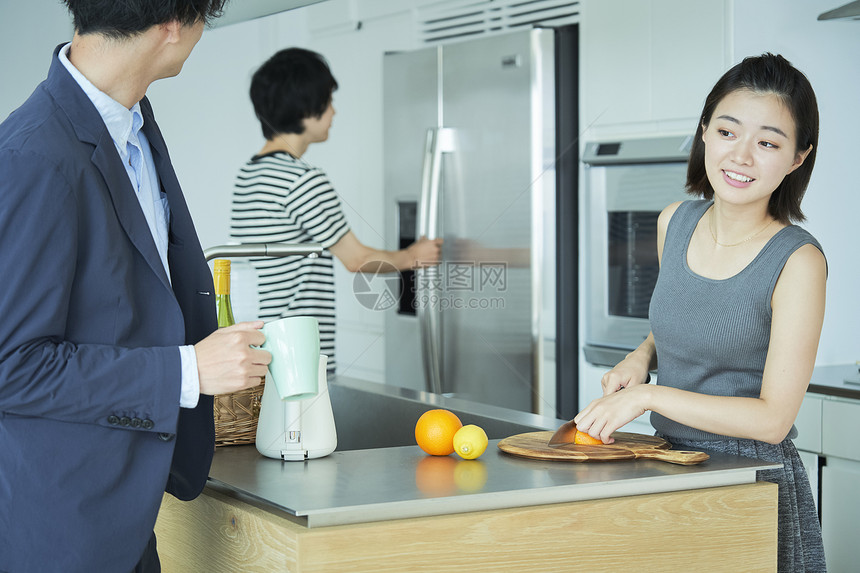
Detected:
left=820, top=396, right=860, bottom=571
left=580, top=0, right=729, bottom=131
left=794, top=394, right=822, bottom=452
left=796, top=449, right=819, bottom=512
left=821, top=398, right=860, bottom=460
left=793, top=394, right=823, bottom=513
left=793, top=390, right=860, bottom=570
left=821, top=457, right=860, bottom=572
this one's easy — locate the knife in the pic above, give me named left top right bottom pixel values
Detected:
left=547, top=420, right=610, bottom=447
left=547, top=420, right=582, bottom=447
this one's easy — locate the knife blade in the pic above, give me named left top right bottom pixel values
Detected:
left=547, top=420, right=578, bottom=447
left=548, top=420, right=611, bottom=447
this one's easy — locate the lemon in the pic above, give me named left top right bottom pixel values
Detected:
left=452, top=425, right=488, bottom=460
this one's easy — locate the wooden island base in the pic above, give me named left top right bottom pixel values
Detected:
left=155, top=481, right=777, bottom=572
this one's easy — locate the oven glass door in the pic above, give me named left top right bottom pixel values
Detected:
left=607, top=211, right=660, bottom=319
left=585, top=162, right=689, bottom=357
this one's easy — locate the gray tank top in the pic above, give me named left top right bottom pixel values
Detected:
left=649, top=199, right=824, bottom=441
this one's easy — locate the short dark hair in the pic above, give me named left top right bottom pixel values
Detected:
left=62, top=0, right=226, bottom=37
left=250, top=48, right=338, bottom=140
left=686, top=53, right=819, bottom=224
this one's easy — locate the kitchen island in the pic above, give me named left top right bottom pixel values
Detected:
left=155, top=439, right=779, bottom=572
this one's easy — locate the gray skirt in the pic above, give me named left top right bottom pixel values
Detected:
left=662, top=435, right=826, bottom=573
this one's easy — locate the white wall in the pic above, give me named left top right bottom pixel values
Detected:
left=731, top=0, right=860, bottom=365
left=0, top=0, right=72, bottom=118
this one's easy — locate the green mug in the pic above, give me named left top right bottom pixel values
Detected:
left=261, top=316, right=320, bottom=401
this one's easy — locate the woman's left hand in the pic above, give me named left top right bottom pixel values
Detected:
left=573, top=385, right=651, bottom=444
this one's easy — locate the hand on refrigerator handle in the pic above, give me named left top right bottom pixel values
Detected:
left=408, top=236, right=443, bottom=268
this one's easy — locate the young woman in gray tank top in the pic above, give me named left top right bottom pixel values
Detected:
left=575, top=54, right=827, bottom=572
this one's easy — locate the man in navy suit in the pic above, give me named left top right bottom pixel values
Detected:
left=0, top=1, right=271, bottom=571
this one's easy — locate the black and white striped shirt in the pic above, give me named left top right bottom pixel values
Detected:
left=230, top=151, right=349, bottom=373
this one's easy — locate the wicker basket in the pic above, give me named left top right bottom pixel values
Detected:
left=213, top=379, right=264, bottom=447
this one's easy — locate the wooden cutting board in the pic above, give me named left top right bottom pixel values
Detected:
left=498, top=431, right=710, bottom=465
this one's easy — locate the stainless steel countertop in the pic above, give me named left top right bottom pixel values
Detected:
left=207, top=441, right=780, bottom=528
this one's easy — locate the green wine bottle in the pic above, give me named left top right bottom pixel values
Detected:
left=213, top=259, right=235, bottom=328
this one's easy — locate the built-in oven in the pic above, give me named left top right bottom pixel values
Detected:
left=582, top=134, right=693, bottom=368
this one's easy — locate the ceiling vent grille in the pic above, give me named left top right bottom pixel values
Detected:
left=417, top=0, right=580, bottom=44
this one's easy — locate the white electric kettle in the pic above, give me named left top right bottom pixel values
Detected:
left=255, top=354, right=338, bottom=461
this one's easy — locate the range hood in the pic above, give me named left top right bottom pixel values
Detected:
left=818, top=0, right=860, bottom=20
left=213, top=0, right=326, bottom=28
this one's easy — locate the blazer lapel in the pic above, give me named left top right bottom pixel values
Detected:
left=139, top=98, right=216, bottom=345
left=139, top=98, right=198, bottom=261
left=89, top=131, right=173, bottom=291
left=45, top=48, right=174, bottom=293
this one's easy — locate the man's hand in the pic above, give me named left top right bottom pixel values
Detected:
left=406, top=236, right=443, bottom=269
left=194, top=321, right=270, bottom=396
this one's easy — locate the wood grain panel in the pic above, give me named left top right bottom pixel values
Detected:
left=156, top=490, right=298, bottom=572
left=155, top=482, right=776, bottom=572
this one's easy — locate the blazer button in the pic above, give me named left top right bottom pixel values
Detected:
left=142, top=419, right=155, bottom=430
left=107, top=415, right=120, bottom=425
left=131, top=418, right=143, bottom=428
left=158, top=433, right=175, bottom=442
left=120, top=416, right=132, bottom=427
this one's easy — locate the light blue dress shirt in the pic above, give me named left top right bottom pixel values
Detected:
left=59, top=43, right=200, bottom=408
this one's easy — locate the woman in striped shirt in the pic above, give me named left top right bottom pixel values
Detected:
left=230, top=48, right=442, bottom=374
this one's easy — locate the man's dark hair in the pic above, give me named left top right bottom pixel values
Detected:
left=62, top=0, right=227, bottom=37
left=686, top=53, right=819, bottom=224
left=250, top=48, right=338, bottom=139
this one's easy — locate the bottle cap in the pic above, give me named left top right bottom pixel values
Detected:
left=213, top=259, right=231, bottom=295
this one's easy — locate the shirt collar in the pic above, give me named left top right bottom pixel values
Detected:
left=58, top=43, right=144, bottom=152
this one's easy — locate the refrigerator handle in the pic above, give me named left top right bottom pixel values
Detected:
left=418, top=128, right=442, bottom=239
left=417, top=128, right=444, bottom=395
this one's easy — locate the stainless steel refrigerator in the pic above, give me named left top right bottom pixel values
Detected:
left=382, top=26, right=579, bottom=416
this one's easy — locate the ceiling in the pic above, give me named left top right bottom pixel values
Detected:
left=214, top=0, right=327, bottom=28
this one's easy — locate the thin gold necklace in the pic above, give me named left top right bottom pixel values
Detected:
left=708, top=207, right=775, bottom=247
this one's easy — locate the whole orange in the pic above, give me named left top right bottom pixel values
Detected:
left=415, top=409, right=463, bottom=456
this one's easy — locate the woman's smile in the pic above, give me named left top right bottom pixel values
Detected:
left=722, top=169, right=755, bottom=187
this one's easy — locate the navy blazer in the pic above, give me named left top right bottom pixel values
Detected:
left=0, top=47, right=217, bottom=572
